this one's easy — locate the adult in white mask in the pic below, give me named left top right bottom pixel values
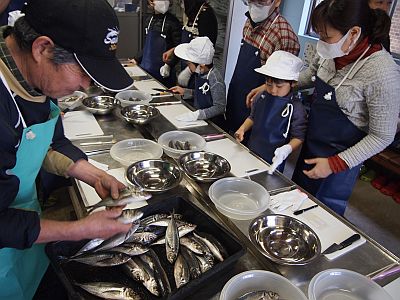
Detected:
left=131, top=0, right=181, bottom=87
left=223, top=0, right=300, bottom=140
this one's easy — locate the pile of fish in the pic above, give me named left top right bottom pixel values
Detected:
left=168, top=140, right=192, bottom=150
left=237, top=290, right=281, bottom=300
left=65, top=209, right=228, bottom=299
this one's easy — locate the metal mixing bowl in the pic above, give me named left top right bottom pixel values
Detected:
left=249, top=214, right=321, bottom=265
left=121, top=104, right=160, bottom=125
left=82, top=96, right=117, bottom=115
left=125, top=159, right=182, bottom=192
left=179, top=151, right=231, bottom=182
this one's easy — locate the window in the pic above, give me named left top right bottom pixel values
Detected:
left=303, top=0, right=400, bottom=57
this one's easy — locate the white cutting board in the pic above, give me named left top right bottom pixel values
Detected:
left=205, top=138, right=270, bottom=177
left=270, top=195, right=366, bottom=260
left=133, top=80, right=168, bottom=95
left=62, top=111, right=104, bottom=140
left=158, top=104, right=208, bottom=129
left=78, top=168, right=148, bottom=212
left=124, top=66, right=148, bottom=77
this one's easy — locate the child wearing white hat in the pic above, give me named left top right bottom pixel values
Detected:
left=235, top=50, right=307, bottom=174
left=170, top=37, right=226, bottom=122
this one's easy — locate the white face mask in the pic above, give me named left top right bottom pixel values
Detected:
left=316, top=29, right=361, bottom=59
left=154, top=1, right=170, bottom=14
left=248, top=2, right=274, bottom=23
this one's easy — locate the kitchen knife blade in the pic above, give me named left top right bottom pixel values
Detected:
left=322, top=233, right=361, bottom=255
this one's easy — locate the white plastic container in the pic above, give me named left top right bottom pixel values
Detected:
left=208, top=177, right=269, bottom=220
left=308, top=269, right=393, bottom=300
left=220, top=270, right=307, bottom=300
left=115, top=90, right=152, bottom=107
left=110, top=138, right=163, bottom=167
left=157, top=130, right=206, bottom=159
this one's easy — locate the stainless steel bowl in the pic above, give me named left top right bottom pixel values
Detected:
left=179, top=151, right=231, bottom=182
left=249, top=214, right=321, bottom=265
left=121, top=104, right=159, bottom=125
left=82, top=96, right=117, bottom=115
left=125, top=159, right=182, bottom=193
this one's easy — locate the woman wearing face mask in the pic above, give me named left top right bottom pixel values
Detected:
left=132, top=0, right=181, bottom=87
left=223, top=0, right=300, bottom=142
left=290, top=0, right=400, bottom=216
left=162, top=0, right=218, bottom=88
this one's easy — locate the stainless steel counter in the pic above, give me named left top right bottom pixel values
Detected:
left=68, top=83, right=400, bottom=298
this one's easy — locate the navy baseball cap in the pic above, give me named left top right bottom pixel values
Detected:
left=23, top=0, right=133, bottom=92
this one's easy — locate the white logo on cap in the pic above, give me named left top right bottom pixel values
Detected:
left=104, top=27, right=119, bottom=50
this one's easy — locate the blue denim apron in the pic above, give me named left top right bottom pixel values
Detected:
left=248, top=92, right=293, bottom=171
left=0, top=75, right=60, bottom=299
left=292, top=49, right=370, bottom=215
left=140, top=15, right=176, bottom=87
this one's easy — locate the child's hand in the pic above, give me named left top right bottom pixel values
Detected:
left=234, top=130, right=244, bottom=142
left=170, top=86, right=185, bottom=95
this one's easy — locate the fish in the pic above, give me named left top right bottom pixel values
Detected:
left=74, top=282, right=141, bottom=300
left=152, top=223, right=197, bottom=245
left=193, top=232, right=225, bottom=262
left=136, top=225, right=167, bottom=236
left=140, top=213, right=183, bottom=227
left=122, top=257, right=161, bottom=296
left=86, top=188, right=151, bottom=212
left=94, top=222, right=140, bottom=252
left=117, top=209, right=144, bottom=224
left=195, top=254, right=214, bottom=273
left=72, top=238, right=104, bottom=257
left=194, top=231, right=228, bottom=261
left=111, top=243, right=149, bottom=256
left=180, top=235, right=211, bottom=256
left=180, top=247, right=202, bottom=279
left=174, top=254, right=190, bottom=288
left=237, top=290, right=280, bottom=300
left=125, top=231, right=159, bottom=245
left=165, top=212, right=179, bottom=264
left=140, top=249, right=171, bottom=296
left=68, top=252, right=131, bottom=267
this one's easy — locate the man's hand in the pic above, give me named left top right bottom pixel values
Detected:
left=303, top=157, right=333, bottom=179
left=246, top=84, right=266, bottom=108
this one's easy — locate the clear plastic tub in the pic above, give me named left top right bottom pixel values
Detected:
left=220, top=270, right=308, bottom=300
left=157, top=130, right=206, bottom=159
left=115, top=90, right=152, bottom=107
left=208, top=177, right=269, bottom=220
left=110, top=138, right=163, bottom=167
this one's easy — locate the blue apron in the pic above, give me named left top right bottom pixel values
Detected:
left=0, top=76, right=60, bottom=299
left=194, top=71, right=212, bottom=109
left=248, top=92, right=293, bottom=171
left=140, top=16, right=175, bottom=87
left=292, top=76, right=366, bottom=216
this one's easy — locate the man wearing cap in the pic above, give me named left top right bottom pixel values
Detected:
left=235, top=51, right=307, bottom=174
left=0, top=0, right=134, bottom=298
left=170, top=37, right=226, bottom=122
left=224, top=0, right=300, bottom=144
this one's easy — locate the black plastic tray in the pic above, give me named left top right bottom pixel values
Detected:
left=46, top=196, right=245, bottom=299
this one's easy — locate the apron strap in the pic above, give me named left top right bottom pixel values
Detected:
left=0, top=71, right=27, bottom=128
left=191, top=3, right=206, bottom=32
left=281, top=102, right=293, bottom=138
left=145, top=16, right=154, bottom=34
left=160, top=16, right=167, bottom=38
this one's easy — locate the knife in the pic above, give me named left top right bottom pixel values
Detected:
left=322, top=233, right=361, bottom=255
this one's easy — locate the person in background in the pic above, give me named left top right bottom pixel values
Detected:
left=368, top=0, right=392, bottom=51
left=235, top=51, right=307, bottom=174
left=169, top=37, right=226, bottom=122
left=0, top=0, right=136, bottom=298
left=224, top=0, right=300, bottom=144
left=288, top=0, right=399, bottom=216
left=163, top=0, right=218, bottom=88
left=132, top=0, right=181, bottom=87
left=0, top=0, right=25, bottom=26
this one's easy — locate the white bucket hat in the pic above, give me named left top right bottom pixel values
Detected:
left=174, top=36, right=215, bottom=65
left=254, top=50, right=303, bottom=81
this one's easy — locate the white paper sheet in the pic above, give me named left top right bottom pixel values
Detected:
left=205, top=138, right=270, bottom=177
left=270, top=192, right=366, bottom=260
left=158, top=104, right=208, bottom=129
left=62, top=111, right=104, bottom=140
left=78, top=168, right=148, bottom=212
left=124, top=66, right=148, bottom=77
left=133, top=80, right=168, bottom=95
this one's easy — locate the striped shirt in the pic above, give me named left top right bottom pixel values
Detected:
left=243, top=9, right=300, bottom=64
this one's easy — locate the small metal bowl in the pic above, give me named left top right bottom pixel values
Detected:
left=179, top=151, right=231, bottom=182
left=125, top=159, right=182, bottom=193
left=82, top=96, right=117, bottom=115
left=121, top=104, right=160, bottom=125
left=249, top=214, right=321, bottom=265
